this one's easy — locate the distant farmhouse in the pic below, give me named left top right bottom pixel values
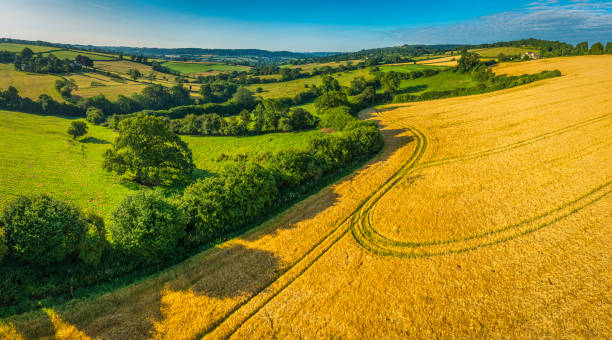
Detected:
left=522, top=51, right=540, bottom=60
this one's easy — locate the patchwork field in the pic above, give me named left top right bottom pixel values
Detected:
left=0, top=111, right=322, bottom=220
left=0, top=64, right=63, bottom=101
left=470, top=46, right=536, bottom=57
left=161, top=61, right=248, bottom=75
left=0, top=43, right=59, bottom=53
left=416, top=55, right=459, bottom=67
left=1, top=55, right=609, bottom=339
left=41, top=49, right=118, bottom=61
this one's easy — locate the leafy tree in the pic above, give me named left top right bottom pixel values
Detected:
left=575, top=41, right=589, bottom=55
left=314, top=90, right=349, bottom=114
left=381, top=72, right=401, bottom=94
left=75, top=55, right=94, bottom=67
left=86, top=106, right=105, bottom=125
left=321, top=75, right=341, bottom=92
left=181, top=163, right=277, bottom=247
left=78, top=212, right=107, bottom=266
left=68, top=120, right=88, bottom=139
left=349, top=76, right=367, bottom=95
left=232, top=86, right=256, bottom=109
left=356, top=86, right=378, bottom=107
left=320, top=106, right=355, bottom=131
left=589, top=42, right=604, bottom=55
left=110, top=191, right=185, bottom=264
left=55, top=78, right=78, bottom=98
left=605, top=42, right=612, bottom=54
left=0, top=194, right=85, bottom=265
left=253, top=99, right=289, bottom=131
left=456, top=47, right=481, bottom=73
left=287, top=108, right=316, bottom=131
left=128, top=68, right=142, bottom=80
left=239, top=109, right=251, bottom=125
left=103, top=114, right=194, bottom=185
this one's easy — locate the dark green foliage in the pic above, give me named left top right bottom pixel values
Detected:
left=381, top=71, right=401, bottom=94
left=0, top=228, right=6, bottom=264
left=589, top=42, right=604, bottom=55
left=128, top=68, right=142, bottom=80
left=320, top=106, right=355, bottom=131
left=68, top=121, right=88, bottom=139
left=54, top=78, right=77, bottom=98
left=606, top=42, right=612, bottom=54
left=314, top=90, right=349, bottom=114
left=1, top=194, right=85, bottom=265
left=78, top=212, right=107, bottom=267
left=349, top=76, right=367, bottom=95
left=110, top=191, right=185, bottom=264
left=279, top=67, right=304, bottom=81
left=456, top=47, right=481, bottom=73
left=14, top=48, right=81, bottom=74
left=0, top=86, right=84, bottom=116
left=86, top=107, right=105, bottom=125
left=232, top=86, right=256, bottom=109
left=321, top=75, right=341, bottom=92
left=182, top=163, right=277, bottom=247
left=103, top=114, right=194, bottom=186
left=575, top=41, right=588, bottom=55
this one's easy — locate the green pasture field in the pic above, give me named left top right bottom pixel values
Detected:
left=0, top=43, right=59, bottom=53
left=42, top=49, right=117, bottom=61
left=248, top=63, right=452, bottom=99
left=0, top=63, right=63, bottom=101
left=0, top=110, right=323, bottom=219
left=162, top=61, right=247, bottom=74
left=395, top=69, right=479, bottom=95
left=470, top=47, right=535, bottom=57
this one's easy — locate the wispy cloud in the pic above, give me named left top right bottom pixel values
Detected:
left=386, top=0, right=612, bottom=44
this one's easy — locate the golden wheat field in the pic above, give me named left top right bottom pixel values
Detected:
left=416, top=55, right=459, bottom=67
left=1, top=55, right=611, bottom=339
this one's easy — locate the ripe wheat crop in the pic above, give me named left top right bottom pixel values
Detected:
left=1, top=55, right=610, bottom=339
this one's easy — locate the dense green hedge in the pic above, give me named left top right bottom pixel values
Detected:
left=0, top=112, right=383, bottom=316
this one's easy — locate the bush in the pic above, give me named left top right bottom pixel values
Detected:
left=110, top=191, right=185, bottom=264
left=78, top=212, right=107, bottom=266
left=1, top=194, right=85, bottom=265
left=320, top=106, right=355, bottom=131
left=86, top=107, right=105, bottom=125
left=68, top=120, right=88, bottom=139
left=181, top=163, right=278, bottom=247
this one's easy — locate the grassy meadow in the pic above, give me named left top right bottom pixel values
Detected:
left=0, top=64, right=63, bottom=101
left=162, top=61, right=248, bottom=74
left=470, top=46, right=535, bottom=57
left=0, top=110, right=323, bottom=220
left=2, top=55, right=609, bottom=339
left=0, top=43, right=59, bottom=53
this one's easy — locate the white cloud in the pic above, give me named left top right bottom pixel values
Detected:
left=386, top=0, right=612, bottom=45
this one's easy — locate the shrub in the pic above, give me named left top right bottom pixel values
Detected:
left=320, top=106, right=355, bottom=131
left=110, top=191, right=185, bottom=264
left=68, top=120, right=87, bottom=139
left=86, top=107, right=105, bottom=125
left=78, top=212, right=107, bottom=266
left=1, top=194, right=85, bottom=265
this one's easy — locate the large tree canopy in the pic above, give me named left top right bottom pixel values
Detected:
left=103, top=114, right=194, bottom=186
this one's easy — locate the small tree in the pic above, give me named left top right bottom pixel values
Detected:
left=232, top=86, right=256, bottom=110
left=103, top=114, right=194, bottom=185
left=110, top=191, right=185, bottom=264
left=86, top=107, right=105, bottom=125
left=589, top=42, right=604, bottom=55
left=605, top=42, right=612, bottom=54
left=68, top=121, right=88, bottom=139
left=128, top=68, right=142, bottom=81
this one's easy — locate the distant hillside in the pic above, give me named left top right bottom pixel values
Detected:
left=0, top=38, right=336, bottom=64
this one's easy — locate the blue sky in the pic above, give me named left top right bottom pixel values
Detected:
left=1, top=0, right=611, bottom=51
